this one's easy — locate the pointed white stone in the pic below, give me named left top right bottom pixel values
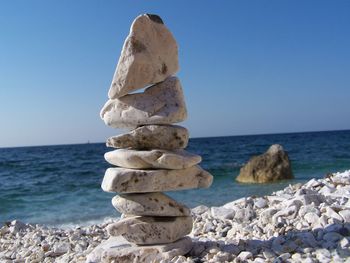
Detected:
left=108, top=14, right=179, bottom=99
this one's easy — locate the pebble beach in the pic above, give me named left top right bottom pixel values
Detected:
left=1, top=169, right=350, bottom=263
left=1, top=2, right=350, bottom=262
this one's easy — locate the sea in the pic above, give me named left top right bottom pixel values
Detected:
left=1, top=130, right=350, bottom=228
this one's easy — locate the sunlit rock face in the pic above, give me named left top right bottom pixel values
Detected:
left=93, top=13, right=213, bottom=262
left=108, top=14, right=179, bottom=99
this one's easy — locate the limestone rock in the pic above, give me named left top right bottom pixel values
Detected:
left=8, top=220, right=27, bottom=233
left=101, top=77, right=187, bottom=128
left=254, top=198, right=268, bottom=209
left=107, top=216, right=193, bottom=245
left=339, top=210, right=350, bottom=222
left=237, top=251, right=253, bottom=261
left=112, top=192, right=190, bottom=217
left=210, top=207, right=235, bottom=220
left=106, top=125, right=189, bottom=150
left=86, top=236, right=192, bottom=263
left=104, top=149, right=201, bottom=169
left=191, top=205, right=209, bottom=215
left=108, top=14, right=179, bottom=99
left=331, top=170, right=350, bottom=185
left=101, top=165, right=213, bottom=193
left=236, top=144, right=294, bottom=183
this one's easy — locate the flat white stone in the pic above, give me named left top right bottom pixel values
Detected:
left=104, top=149, right=201, bottom=169
left=112, top=192, right=190, bottom=217
left=101, top=165, right=213, bottom=193
left=108, top=14, right=179, bottom=99
left=107, top=216, right=193, bottom=245
left=101, top=77, right=187, bottom=128
left=106, top=125, right=189, bottom=150
left=86, top=236, right=192, bottom=263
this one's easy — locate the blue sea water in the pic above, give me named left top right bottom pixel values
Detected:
left=0, top=130, right=350, bottom=227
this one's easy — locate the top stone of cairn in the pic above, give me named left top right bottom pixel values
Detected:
left=108, top=14, right=179, bottom=99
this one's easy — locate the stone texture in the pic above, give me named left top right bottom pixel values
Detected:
left=210, top=207, right=235, bottom=220
left=108, top=14, right=179, bottom=99
left=112, top=192, right=191, bottom=217
left=4, top=170, right=350, bottom=263
left=101, top=165, right=213, bottom=193
left=106, top=125, right=189, bottom=150
left=236, top=144, right=294, bottom=183
left=339, top=210, right=350, bottom=222
left=104, top=149, right=201, bottom=169
left=86, top=236, right=192, bottom=263
left=107, top=216, right=193, bottom=245
left=101, top=77, right=187, bottom=128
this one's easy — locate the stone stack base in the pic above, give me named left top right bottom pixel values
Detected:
left=86, top=236, right=192, bottom=263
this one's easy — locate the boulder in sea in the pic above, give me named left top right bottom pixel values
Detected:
left=236, top=144, right=294, bottom=183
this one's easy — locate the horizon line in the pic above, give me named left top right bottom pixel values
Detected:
left=1, top=128, right=349, bottom=150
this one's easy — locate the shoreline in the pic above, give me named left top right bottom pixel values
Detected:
left=1, top=170, right=350, bottom=262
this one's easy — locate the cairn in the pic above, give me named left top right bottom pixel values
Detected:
left=96, top=14, right=213, bottom=262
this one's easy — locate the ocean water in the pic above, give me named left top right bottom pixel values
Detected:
left=0, top=130, right=350, bottom=227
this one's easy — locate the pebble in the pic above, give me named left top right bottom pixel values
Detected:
left=325, top=207, right=343, bottom=221
left=210, top=207, right=235, bottom=220
left=304, top=212, right=320, bottom=224
left=339, top=210, right=350, bottom=222
left=273, top=253, right=291, bottom=263
left=2, top=170, right=350, bottom=262
left=254, top=198, right=268, bottom=209
left=236, top=251, right=253, bottom=261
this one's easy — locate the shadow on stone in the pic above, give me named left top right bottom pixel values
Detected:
left=187, top=223, right=350, bottom=262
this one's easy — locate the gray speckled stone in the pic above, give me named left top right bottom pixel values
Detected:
left=107, top=216, right=193, bottom=245
left=112, top=192, right=191, bottom=217
left=104, top=149, right=201, bottom=169
left=86, top=236, right=192, bottom=263
left=101, top=77, right=187, bottom=128
left=108, top=14, right=178, bottom=99
left=106, top=125, right=189, bottom=150
left=101, top=165, right=213, bottom=193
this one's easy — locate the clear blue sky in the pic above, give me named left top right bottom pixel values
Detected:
left=1, top=1, right=349, bottom=147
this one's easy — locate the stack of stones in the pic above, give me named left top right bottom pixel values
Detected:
left=98, top=14, right=213, bottom=261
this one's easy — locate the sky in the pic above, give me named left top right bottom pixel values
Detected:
left=0, top=1, right=349, bottom=147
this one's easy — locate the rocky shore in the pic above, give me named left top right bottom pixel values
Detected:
left=1, top=170, right=350, bottom=263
